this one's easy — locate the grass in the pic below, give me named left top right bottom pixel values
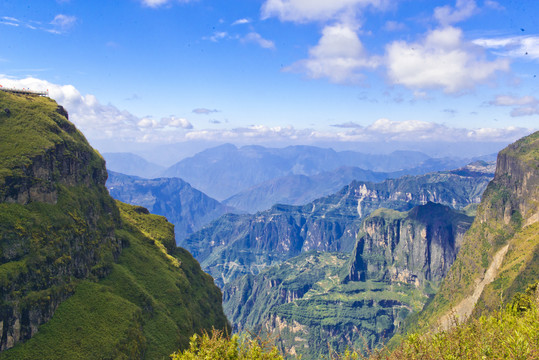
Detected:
left=1, top=202, right=229, bottom=360
left=0, top=93, right=228, bottom=358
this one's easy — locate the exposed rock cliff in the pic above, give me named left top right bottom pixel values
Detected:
left=345, top=202, right=473, bottom=286
left=0, top=92, right=122, bottom=350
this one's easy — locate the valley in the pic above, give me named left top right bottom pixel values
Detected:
left=0, top=90, right=537, bottom=359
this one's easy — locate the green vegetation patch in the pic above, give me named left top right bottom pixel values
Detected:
left=0, top=281, right=144, bottom=360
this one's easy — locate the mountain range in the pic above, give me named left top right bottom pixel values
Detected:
left=183, top=163, right=494, bottom=288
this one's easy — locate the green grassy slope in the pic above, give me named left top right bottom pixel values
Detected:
left=0, top=92, right=228, bottom=358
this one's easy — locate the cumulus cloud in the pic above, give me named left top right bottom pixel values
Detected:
left=386, top=26, right=510, bottom=93
left=0, top=76, right=193, bottom=142
left=0, top=77, right=532, bottom=146
left=286, top=23, right=379, bottom=84
left=184, top=119, right=530, bottom=144
left=473, top=36, right=539, bottom=60
left=434, top=0, right=477, bottom=26
left=489, top=95, right=539, bottom=117
left=242, top=32, right=276, bottom=50
left=261, top=0, right=389, bottom=23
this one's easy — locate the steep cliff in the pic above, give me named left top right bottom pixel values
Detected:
left=345, top=202, right=473, bottom=286
left=223, top=203, right=473, bottom=359
left=405, top=131, right=539, bottom=333
left=0, top=91, right=228, bottom=358
left=185, top=170, right=491, bottom=287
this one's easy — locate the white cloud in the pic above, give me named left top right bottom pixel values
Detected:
left=473, top=36, right=539, bottom=60
left=286, top=23, right=379, bottom=84
left=50, top=14, right=77, bottom=32
left=484, top=0, right=504, bottom=11
left=204, top=31, right=228, bottom=42
left=489, top=95, right=539, bottom=117
left=261, top=0, right=389, bottom=23
left=242, top=32, right=276, bottom=50
left=141, top=0, right=194, bottom=7
left=0, top=77, right=532, bottom=146
left=386, top=26, right=510, bottom=93
left=434, top=0, right=477, bottom=26
left=232, top=18, right=251, bottom=25
left=0, top=77, right=193, bottom=142
left=162, top=116, right=193, bottom=129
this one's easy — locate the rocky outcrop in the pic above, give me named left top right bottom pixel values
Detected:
left=345, top=202, right=473, bottom=286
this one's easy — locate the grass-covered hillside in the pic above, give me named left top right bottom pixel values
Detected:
left=0, top=91, right=228, bottom=358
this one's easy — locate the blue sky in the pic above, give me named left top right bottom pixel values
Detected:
left=0, top=0, right=538, bottom=161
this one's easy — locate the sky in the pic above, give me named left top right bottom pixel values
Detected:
left=0, top=0, right=538, bottom=163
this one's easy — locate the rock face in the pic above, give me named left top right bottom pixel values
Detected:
left=223, top=203, right=472, bottom=359
left=184, top=170, right=492, bottom=287
left=106, top=171, right=230, bottom=242
left=345, top=202, right=473, bottom=285
left=405, top=131, right=539, bottom=334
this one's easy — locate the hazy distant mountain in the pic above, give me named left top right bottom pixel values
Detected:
left=183, top=167, right=493, bottom=287
left=223, top=166, right=390, bottom=213
left=106, top=171, right=230, bottom=242
left=161, top=144, right=431, bottom=200
left=103, top=152, right=164, bottom=178
left=223, top=159, right=497, bottom=214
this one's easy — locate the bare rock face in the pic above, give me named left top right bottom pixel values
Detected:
left=345, top=202, right=473, bottom=287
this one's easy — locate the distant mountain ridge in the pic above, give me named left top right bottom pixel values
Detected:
left=183, top=167, right=493, bottom=288
left=161, top=144, right=432, bottom=200
left=223, top=160, right=496, bottom=213
left=106, top=171, right=230, bottom=242
left=103, top=152, right=164, bottom=178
